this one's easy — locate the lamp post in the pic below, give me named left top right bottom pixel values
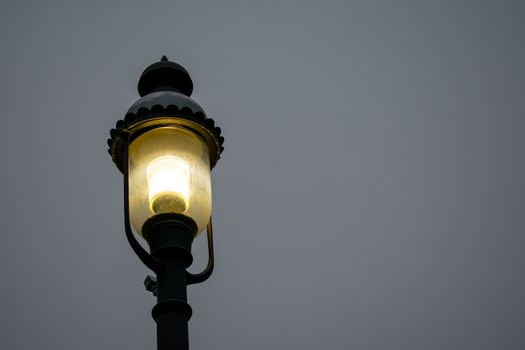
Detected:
left=107, top=56, right=224, bottom=350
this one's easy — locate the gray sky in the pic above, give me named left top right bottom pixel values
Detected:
left=1, top=1, right=524, bottom=349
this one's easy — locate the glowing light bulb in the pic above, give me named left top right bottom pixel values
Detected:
left=146, top=155, right=190, bottom=214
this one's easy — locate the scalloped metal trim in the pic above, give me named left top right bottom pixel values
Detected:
left=107, top=104, right=224, bottom=173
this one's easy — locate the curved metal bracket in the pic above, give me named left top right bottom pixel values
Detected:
left=186, top=217, right=215, bottom=285
left=121, top=131, right=162, bottom=272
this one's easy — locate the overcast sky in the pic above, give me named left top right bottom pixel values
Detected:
left=1, top=1, right=524, bottom=349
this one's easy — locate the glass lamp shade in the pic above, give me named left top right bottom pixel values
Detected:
left=128, top=125, right=212, bottom=237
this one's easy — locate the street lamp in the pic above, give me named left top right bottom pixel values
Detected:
left=107, top=56, right=224, bottom=350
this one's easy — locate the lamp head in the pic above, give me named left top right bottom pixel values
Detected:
left=107, top=57, right=224, bottom=237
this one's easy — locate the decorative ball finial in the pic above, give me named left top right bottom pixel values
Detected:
left=137, top=56, right=193, bottom=97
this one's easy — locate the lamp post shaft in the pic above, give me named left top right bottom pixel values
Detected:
left=146, top=217, right=195, bottom=350
left=153, top=254, right=191, bottom=350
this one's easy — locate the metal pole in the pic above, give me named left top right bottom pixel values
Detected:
left=144, top=214, right=196, bottom=350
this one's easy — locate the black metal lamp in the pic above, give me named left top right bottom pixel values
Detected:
left=107, top=56, right=224, bottom=350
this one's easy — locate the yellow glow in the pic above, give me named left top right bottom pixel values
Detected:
left=146, top=155, right=190, bottom=214
left=129, top=125, right=212, bottom=237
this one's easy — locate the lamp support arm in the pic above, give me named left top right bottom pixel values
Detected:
left=121, top=131, right=162, bottom=272
left=186, top=218, right=215, bottom=285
